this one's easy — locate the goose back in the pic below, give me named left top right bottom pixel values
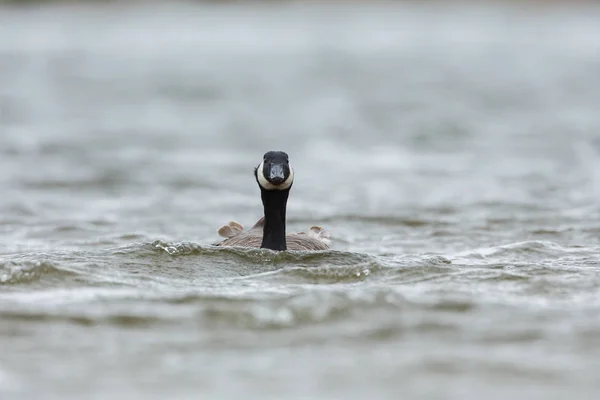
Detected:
left=215, top=218, right=331, bottom=251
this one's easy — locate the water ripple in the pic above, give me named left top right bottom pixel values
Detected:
left=0, top=259, right=76, bottom=285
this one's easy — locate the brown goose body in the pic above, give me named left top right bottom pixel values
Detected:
left=215, top=218, right=331, bottom=251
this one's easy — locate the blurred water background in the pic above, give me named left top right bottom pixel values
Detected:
left=1, top=1, right=600, bottom=399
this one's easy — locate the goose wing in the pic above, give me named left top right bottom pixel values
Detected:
left=215, top=220, right=263, bottom=247
left=285, top=225, right=331, bottom=250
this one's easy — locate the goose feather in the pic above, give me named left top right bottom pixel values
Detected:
left=215, top=217, right=331, bottom=251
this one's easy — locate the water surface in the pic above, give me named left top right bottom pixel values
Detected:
left=1, top=1, right=600, bottom=399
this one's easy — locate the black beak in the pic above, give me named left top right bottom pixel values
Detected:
left=269, top=163, right=285, bottom=184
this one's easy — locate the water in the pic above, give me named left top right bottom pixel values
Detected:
left=1, top=1, right=600, bottom=399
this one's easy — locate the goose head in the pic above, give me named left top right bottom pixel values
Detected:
left=255, top=151, right=294, bottom=191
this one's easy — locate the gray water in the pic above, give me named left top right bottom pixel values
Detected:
left=1, top=1, right=600, bottom=399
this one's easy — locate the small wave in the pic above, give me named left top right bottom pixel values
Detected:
left=118, top=240, right=376, bottom=265
left=0, top=288, right=403, bottom=330
left=0, top=310, right=165, bottom=327
left=262, top=262, right=379, bottom=284
left=382, top=255, right=455, bottom=284
left=148, top=240, right=367, bottom=258
left=0, top=260, right=76, bottom=285
left=450, top=240, right=598, bottom=264
left=193, top=288, right=481, bottom=332
left=198, top=288, right=409, bottom=330
left=0, top=285, right=476, bottom=334
left=102, top=241, right=384, bottom=281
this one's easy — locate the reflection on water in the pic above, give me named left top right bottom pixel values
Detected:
left=2, top=1, right=600, bottom=399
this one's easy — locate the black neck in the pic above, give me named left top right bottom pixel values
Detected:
left=260, top=188, right=290, bottom=251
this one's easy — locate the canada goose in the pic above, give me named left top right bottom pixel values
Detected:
left=215, top=151, right=331, bottom=251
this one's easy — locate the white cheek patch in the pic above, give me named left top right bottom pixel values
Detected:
left=281, top=166, right=294, bottom=189
left=256, top=161, right=275, bottom=190
left=257, top=161, right=294, bottom=191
